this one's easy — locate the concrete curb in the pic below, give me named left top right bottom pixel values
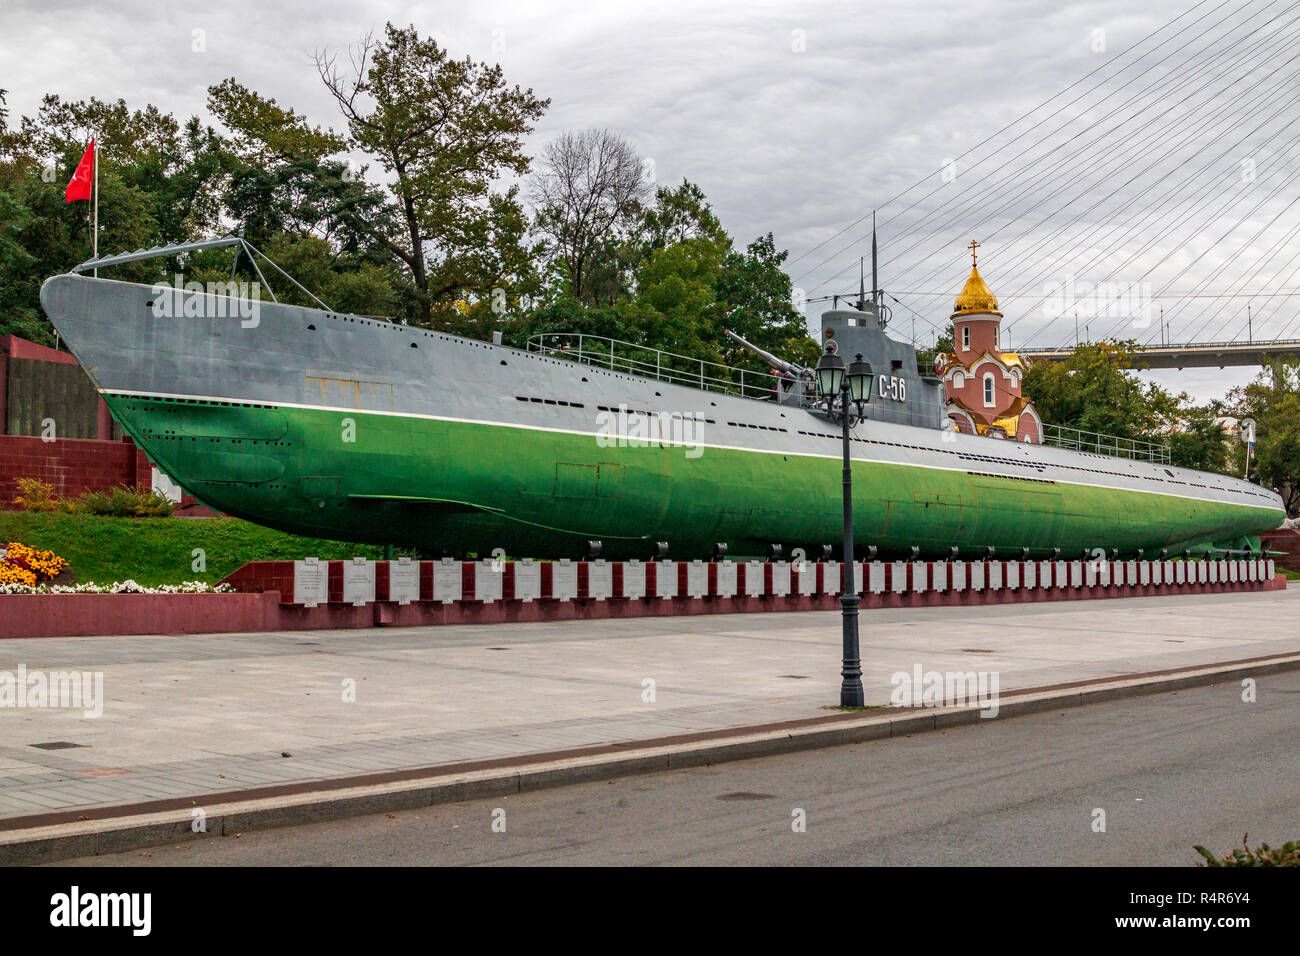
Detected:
left=4, top=651, right=1298, bottom=865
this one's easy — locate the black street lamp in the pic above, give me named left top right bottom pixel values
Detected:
left=815, top=343, right=874, bottom=707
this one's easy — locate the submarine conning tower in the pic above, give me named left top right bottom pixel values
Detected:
left=817, top=301, right=948, bottom=430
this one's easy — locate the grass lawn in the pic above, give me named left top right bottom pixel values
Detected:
left=0, top=511, right=398, bottom=587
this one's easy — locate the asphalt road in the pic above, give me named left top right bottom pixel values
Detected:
left=53, top=672, right=1300, bottom=866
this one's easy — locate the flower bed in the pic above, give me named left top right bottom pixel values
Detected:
left=0, top=541, right=69, bottom=587
left=0, top=579, right=235, bottom=595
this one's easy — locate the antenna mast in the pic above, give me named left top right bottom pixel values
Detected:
left=871, top=210, right=879, bottom=311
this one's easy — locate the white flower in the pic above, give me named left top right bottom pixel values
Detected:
left=0, top=580, right=234, bottom=595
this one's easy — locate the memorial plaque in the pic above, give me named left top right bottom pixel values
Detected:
left=988, top=561, right=1003, bottom=591
left=388, top=557, right=419, bottom=605
left=474, top=560, right=502, bottom=603
left=1267, top=559, right=1275, bottom=579
left=623, top=561, right=647, bottom=599
left=552, top=560, right=578, bottom=601
left=1070, top=560, right=1083, bottom=587
left=587, top=560, right=612, bottom=601
left=890, top=561, right=907, bottom=594
left=743, top=560, right=764, bottom=597
left=796, top=561, right=817, bottom=596
left=1175, top=561, right=1187, bottom=585
left=951, top=561, right=967, bottom=592
left=1085, top=561, right=1099, bottom=587
left=513, top=560, right=541, bottom=602
left=932, top=562, right=947, bottom=593
left=655, top=561, right=678, bottom=599
left=342, top=558, right=375, bottom=607
left=716, top=561, right=738, bottom=598
left=820, top=562, right=841, bottom=596
left=686, top=560, right=708, bottom=598
left=868, top=561, right=885, bottom=594
left=1022, top=561, right=1036, bottom=590
left=1044, top=560, right=1057, bottom=587
left=771, top=562, right=791, bottom=596
left=969, top=561, right=985, bottom=591
left=434, top=558, right=462, bottom=603
left=1139, top=562, right=1150, bottom=586
left=293, top=557, right=329, bottom=608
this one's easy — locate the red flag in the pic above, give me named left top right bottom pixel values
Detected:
left=65, top=139, right=94, bottom=202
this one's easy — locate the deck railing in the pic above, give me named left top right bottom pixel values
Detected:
left=527, top=334, right=1173, bottom=464
left=526, top=333, right=796, bottom=402
left=1041, top=422, right=1171, bottom=464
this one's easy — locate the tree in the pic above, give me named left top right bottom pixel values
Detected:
left=1168, top=409, right=1229, bottom=473
left=715, top=232, right=816, bottom=371
left=641, top=179, right=726, bottom=251
left=1227, top=360, right=1300, bottom=515
left=530, top=129, right=649, bottom=307
left=1022, top=341, right=1181, bottom=441
left=316, top=24, right=549, bottom=326
left=206, top=77, right=403, bottom=314
left=0, top=94, right=228, bottom=344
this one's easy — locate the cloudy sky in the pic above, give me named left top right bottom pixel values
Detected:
left=3, top=0, right=1296, bottom=402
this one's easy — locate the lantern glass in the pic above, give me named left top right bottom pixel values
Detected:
left=847, top=354, right=874, bottom=405
left=815, top=350, right=845, bottom=400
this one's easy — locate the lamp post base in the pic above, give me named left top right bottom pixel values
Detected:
left=839, top=592, right=864, bottom=708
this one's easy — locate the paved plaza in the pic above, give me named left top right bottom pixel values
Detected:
left=0, top=589, right=1297, bottom=821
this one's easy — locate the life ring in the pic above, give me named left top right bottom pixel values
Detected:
left=933, top=353, right=949, bottom=376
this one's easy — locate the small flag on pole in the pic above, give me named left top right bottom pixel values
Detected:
left=65, top=139, right=95, bottom=202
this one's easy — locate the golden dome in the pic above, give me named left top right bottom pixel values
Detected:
left=952, top=264, right=1002, bottom=318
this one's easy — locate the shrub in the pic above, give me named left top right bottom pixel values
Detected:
left=12, top=478, right=61, bottom=512
left=75, top=485, right=175, bottom=518
left=1195, top=835, right=1300, bottom=867
left=11, top=479, right=174, bottom=517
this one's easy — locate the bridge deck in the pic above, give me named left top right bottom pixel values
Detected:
left=1020, top=339, right=1300, bottom=369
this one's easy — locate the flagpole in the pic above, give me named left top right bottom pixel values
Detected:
left=92, top=135, right=98, bottom=277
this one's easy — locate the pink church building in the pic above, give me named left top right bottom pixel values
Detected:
left=940, top=243, right=1044, bottom=444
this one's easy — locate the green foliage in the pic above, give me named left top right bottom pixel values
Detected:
left=1226, top=360, right=1300, bottom=516
left=1168, top=409, right=1229, bottom=473
left=642, top=180, right=727, bottom=252
left=11, top=479, right=175, bottom=517
left=317, top=23, right=549, bottom=326
left=716, top=232, right=817, bottom=371
left=72, top=485, right=176, bottom=518
left=1195, top=835, right=1300, bottom=867
left=1023, top=341, right=1181, bottom=441
left=12, top=478, right=60, bottom=512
